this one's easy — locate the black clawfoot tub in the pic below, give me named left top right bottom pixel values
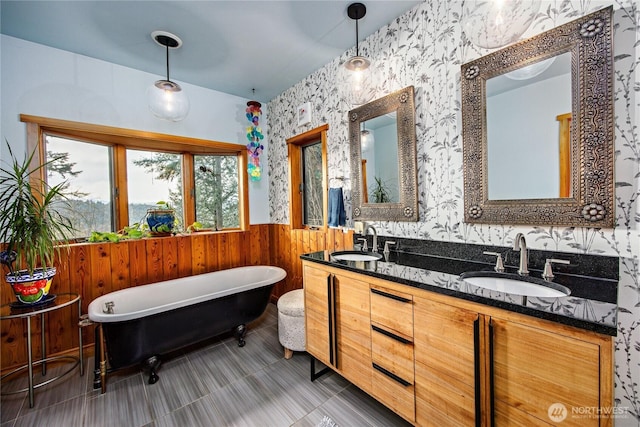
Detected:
left=88, top=265, right=286, bottom=391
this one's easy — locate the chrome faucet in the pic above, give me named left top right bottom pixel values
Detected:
left=513, top=233, right=529, bottom=275
left=364, top=224, right=378, bottom=253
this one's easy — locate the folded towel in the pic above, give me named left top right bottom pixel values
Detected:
left=328, top=187, right=346, bottom=227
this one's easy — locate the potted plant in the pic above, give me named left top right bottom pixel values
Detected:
left=145, top=200, right=176, bottom=236
left=88, top=222, right=149, bottom=243
left=0, top=143, right=74, bottom=305
left=370, top=176, right=391, bottom=203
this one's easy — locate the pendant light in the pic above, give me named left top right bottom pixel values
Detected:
left=504, top=56, right=555, bottom=80
left=147, top=30, right=190, bottom=122
left=344, top=3, right=373, bottom=106
left=463, top=0, right=541, bottom=49
left=361, top=122, right=374, bottom=151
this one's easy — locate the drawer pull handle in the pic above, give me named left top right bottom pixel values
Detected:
left=372, top=325, right=412, bottom=344
left=331, top=275, right=338, bottom=369
left=371, top=288, right=411, bottom=303
left=474, top=317, right=481, bottom=427
left=372, top=363, right=411, bottom=387
left=327, top=274, right=334, bottom=366
left=489, top=319, right=495, bottom=427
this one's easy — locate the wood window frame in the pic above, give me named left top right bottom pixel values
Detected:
left=556, top=112, right=571, bottom=198
left=21, top=114, right=250, bottom=232
left=287, top=124, right=328, bottom=231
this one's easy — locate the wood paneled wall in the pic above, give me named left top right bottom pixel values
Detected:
left=269, top=225, right=354, bottom=297
left=0, top=224, right=352, bottom=372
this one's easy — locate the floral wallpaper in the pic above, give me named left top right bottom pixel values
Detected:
left=267, top=0, right=639, bottom=423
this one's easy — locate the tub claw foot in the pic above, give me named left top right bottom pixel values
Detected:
left=235, top=324, right=247, bottom=347
left=143, top=355, right=161, bottom=385
left=93, top=369, right=102, bottom=390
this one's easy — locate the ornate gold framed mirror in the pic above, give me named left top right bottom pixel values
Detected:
left=461, top=7, right=614, bottom=227
left=349, top=85, right=418, bottom=222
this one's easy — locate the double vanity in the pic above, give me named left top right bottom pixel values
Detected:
left=303, top=6, right=617, bottom=426
left=301, top=235, right=616, bottom=426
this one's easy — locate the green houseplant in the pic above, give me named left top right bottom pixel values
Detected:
left=0, top=143, right=74, bottom=304
left=370, top=176, right=391, bottom=203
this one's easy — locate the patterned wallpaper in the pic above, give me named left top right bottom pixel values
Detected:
left=267, top=0, right=639, bottom=423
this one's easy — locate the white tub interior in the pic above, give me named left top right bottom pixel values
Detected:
left=88, top=265, right=286, bottom=323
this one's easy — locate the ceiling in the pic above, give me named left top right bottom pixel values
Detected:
left=1, top=0, right=422, bottom=102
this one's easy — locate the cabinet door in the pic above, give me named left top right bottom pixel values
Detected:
left=334, top=273, right=372, bottom=393
left=414, top=297, right=480, bottom=427
left=303, top=265, right=332, bottom=366
left=491, top=317, right=602, bottom=427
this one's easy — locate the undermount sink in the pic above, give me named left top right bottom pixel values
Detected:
left=460, top=271, right=571, bottom=298
left=330, top=250, right=383, bottom=262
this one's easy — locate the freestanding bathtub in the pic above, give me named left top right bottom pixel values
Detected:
left=88, top=265, right=286, bottom=390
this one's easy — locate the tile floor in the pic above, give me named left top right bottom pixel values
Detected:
left=1, top=304, right=412, bottom=427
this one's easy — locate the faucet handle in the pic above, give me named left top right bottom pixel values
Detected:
left=357, top=238, right=368, bottom=251
left=542, top=258, right=570, bottom=281
left=483, top=251, right=505, bottom=273
left=383, top=241, right=396, bottom=253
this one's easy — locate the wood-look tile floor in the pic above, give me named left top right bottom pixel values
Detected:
left=1, top=304, right=412, bottom=427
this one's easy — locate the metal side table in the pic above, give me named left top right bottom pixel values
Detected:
left=0, top=293, right=84, bottom=407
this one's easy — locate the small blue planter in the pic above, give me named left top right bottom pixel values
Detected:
left=146, top=209, right=176, bottom=236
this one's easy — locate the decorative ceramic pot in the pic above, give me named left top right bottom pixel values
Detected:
left=146, top=209, right=176, bottom=236
left=5, top=267, right=56, bottom=304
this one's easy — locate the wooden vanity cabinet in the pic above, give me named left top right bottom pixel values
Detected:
left=303, top=261, right=613, bottom=427
left=303, top=263, right=372, bottom=392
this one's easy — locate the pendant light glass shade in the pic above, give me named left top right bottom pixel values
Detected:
left=504, top=56, right=555, bottom=80
left=463, top=0, right=541, bottom=49
left=344, top=55, right=373, bottom=106
left=361, top=128, right=374, bottom=151
left=147, top=80, right=190, bottom=122
left=344, top=3, right=373, bottom=106
left=147, top=31, right=190, bottom=122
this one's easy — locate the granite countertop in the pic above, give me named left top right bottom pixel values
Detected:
left=301, top=250, right=618, bottom=336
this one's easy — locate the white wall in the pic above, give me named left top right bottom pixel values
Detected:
left=0, top=35, right=270, bottom=224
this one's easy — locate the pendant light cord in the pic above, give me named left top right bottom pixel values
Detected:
left=165, top=43, right=170, bottom=82
left=355, top=17, right=360, bottom=56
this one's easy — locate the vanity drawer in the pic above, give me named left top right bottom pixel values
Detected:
left=372, top=363, right=415, bottom=422
left=371, top=324, right=414, bottom=384
left=370, top=285, right=414, bottom=338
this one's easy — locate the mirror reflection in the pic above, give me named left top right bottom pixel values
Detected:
left=361, top=112, right=399, bottom=203
left=349, top=85, right=418, bottom=222
left=486, top=51, right=572, bottom=200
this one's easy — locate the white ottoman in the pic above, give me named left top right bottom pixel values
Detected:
left=277, top=289, right=305, bottom=359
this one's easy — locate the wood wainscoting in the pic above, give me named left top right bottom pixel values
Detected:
left=0, top=224, right=352, bottom=372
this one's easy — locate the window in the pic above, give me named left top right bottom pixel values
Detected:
left=23, top=115, right=249, bottom=238
left=302, top=142, right=323, bottom=227
left=194, top=154, right=240, bottom=229
left=45, top=135, right=114, bottom=239
left=287, top=124, right=328, bottom=230
left=127, top=149, right=184, bottom=229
